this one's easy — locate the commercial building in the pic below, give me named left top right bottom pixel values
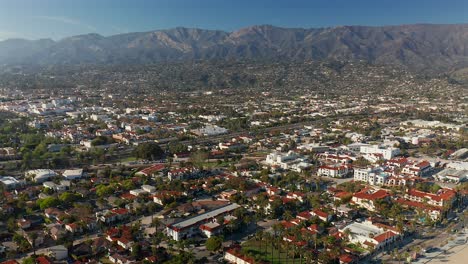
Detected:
left=166, top=203, right=240, bottom=241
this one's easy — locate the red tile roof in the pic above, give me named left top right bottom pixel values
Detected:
left=353, top=189, right=389, bottom=201
left=373, top=231, right=397, bottom=243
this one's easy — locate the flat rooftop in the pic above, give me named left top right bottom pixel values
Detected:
left=344, top=221, right=382, bottom=237
left=171, top=203, right=240, bottom=230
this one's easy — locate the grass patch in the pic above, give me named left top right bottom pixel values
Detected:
left=346, top=243, right=366, bottom=253
left=119, top=156, right=137, bottom=162
left=201, top=161, right=233, bottom=169
left=242, top=239, right=301, bottom=264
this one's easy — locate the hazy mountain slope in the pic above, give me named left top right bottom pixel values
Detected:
left=1, top=24, right=468, bottom=72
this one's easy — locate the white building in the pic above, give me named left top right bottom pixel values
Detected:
left=360, top=145, right=400, bottom=160
left=62, top=169, right=83, bottom=180
left=191, top=125, right=228, bottom=136
left=141, top=185, right=156, bottom=193
left=446, top=161, right=468, bottom=171
left=26, top=169, right=57, bottom=183
left=318, top=164, right=351, bottom=178
left=129, top=189, right=147, bottom=196
left=0, top=176, right=23, bottom=190
left=265, top=151, right=311, bottom=172
left=339, top=220, right=400, bottom=250
left=354, top=167, right=388, bottom=186
left=166, top=203, right=240, bottom=241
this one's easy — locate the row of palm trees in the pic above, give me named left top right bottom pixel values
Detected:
left=242, top=223, right=346, bottom=264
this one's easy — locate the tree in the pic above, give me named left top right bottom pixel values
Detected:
left=59, top=192, right=80, bottom=204
left=37, top=197, right=60, bottom=210
left=205, top=236, right=223, bottom=252
left=95, top=184, right=115, bottom=197
left=131, top=243, right=142, bottom=259
left=189, top=150, right=209, bottom=169
left=134, top=142, right=164, bottom=160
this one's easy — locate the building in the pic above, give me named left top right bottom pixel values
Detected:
left=0, top=176, right=23, bottom=190
left=265, top=151, right=311, bottom=172
left=166, top=203, right=240, bottom=241
left=339, top=220, right=400, bottom=250
left=402, top=160, right=432, bottom=177
left=191, top=125, right=228, bottom=137
left=25, top=169, right=57, bottom=183
left=360, top=145, right=400, bottom=160
left=404, top=188, right=456, bottom=208
left=352, top=188, right=390, bottom=211
left=225, top=246, right=263, bottom=264
left=354, top=167, right=388, bottom=186
left=135, top=164, right=166, bottom=177
left=318, top=164, right=351, bottom=178
left=199, top=222, right=223, bottom=238
left=435, top=168, right=467, bottom=183
left=62, top=169, right=83, bottom=180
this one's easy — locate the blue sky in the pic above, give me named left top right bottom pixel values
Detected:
left=0, top=0, right=467, bottom=40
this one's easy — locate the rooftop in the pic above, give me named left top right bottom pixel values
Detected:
left=169, top=203, right=240, bottom=230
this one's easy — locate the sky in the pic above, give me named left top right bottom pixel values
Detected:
left=1, top=0, right=468, bottom=40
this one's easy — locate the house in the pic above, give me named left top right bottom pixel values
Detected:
left=141, top=185, right=156, bottom=193
left=117, top=237, right=133, bottom=250
left=200, top=222, right=223, bottom=238
left=225, top=246, right=265, bottom=264
left=36, top=256, right=52, bottom=264
left=311, top=209, right=332, bottom=222
left=129, top=189, right=147, bottom=196
left=297, top=211, right=313, bottom=221
left=135, top=164, right=166, bottom=177
left=65, top=223, right=83, bottom=233
left=219, top=189, right=238, bottom=200
left=286, top=192, right=305, bottom=202
left=49, top=225, right=67, bottom=241
left=153, top=191, right=185, bottom=205
left=44, top=208, right=65, bottom=221
left=109, top=253, right=131, bottom=264
left=25, top=231, right=45, bottom=247
left=96, top=208, right=130, bottom=224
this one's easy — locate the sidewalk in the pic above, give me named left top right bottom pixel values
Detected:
left=412, top=232, right=467, bottom=264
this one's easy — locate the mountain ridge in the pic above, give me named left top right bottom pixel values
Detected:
left=2, top=24, right=468, bottom=72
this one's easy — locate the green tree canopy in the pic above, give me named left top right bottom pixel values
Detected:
left=133, top=142, right=164, bottom=160
left=205, top=236, right=223, bottom=252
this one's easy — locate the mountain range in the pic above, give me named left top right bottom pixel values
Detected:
left=2, top=24, right=468, bottom=72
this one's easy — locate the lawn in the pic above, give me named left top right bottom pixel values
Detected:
left=201, top=161, right=233, bottom=169
left=346, top=243, right=367, bottom=254
left=242, top=239, right=302, bottom=264
left=119, top=156, right=137, bottom=162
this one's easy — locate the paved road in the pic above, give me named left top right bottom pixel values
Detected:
left=374, top=209, right=467, bottom=264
